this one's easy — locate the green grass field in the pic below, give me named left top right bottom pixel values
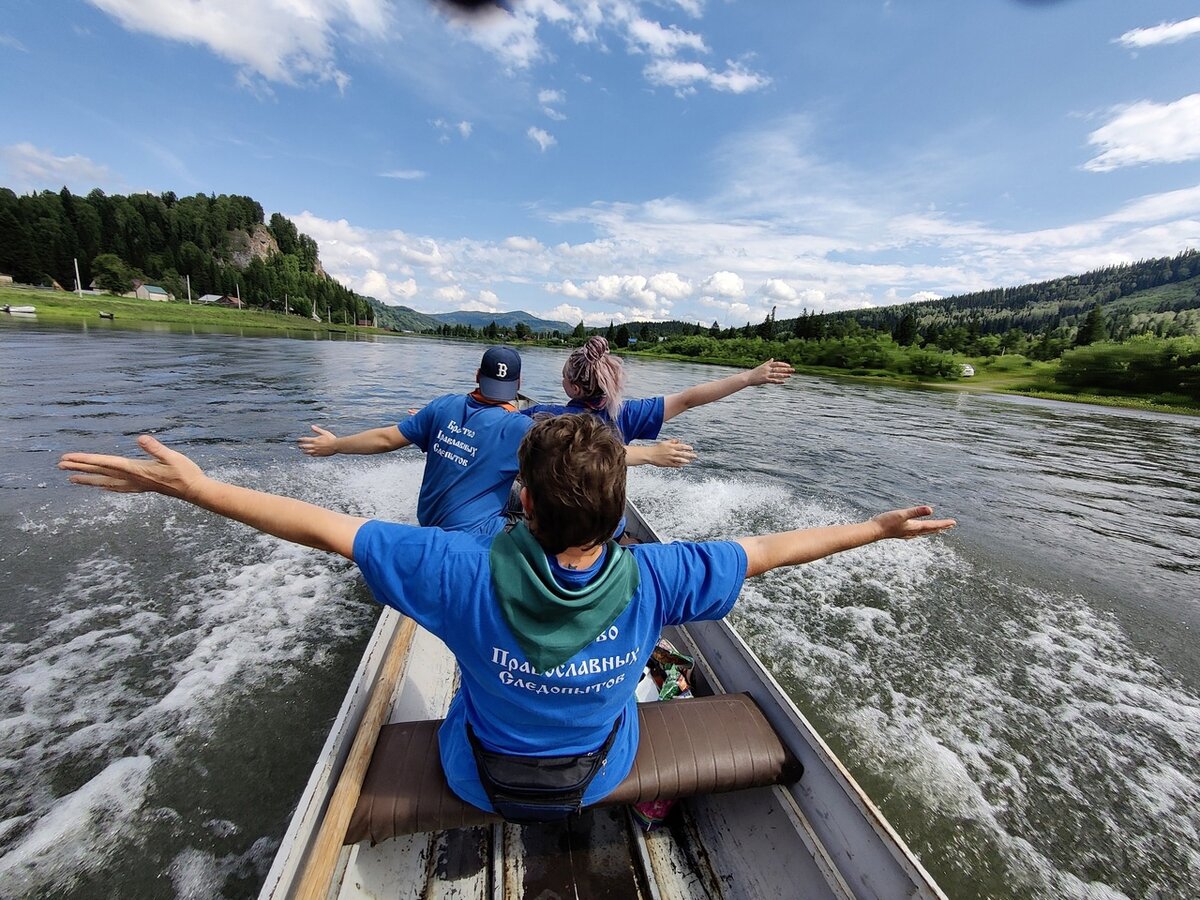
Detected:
left=0, top=284, right=375, bottom=334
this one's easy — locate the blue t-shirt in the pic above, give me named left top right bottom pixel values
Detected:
left=398, top=394, right=533, bottom=535
left=353, top=522, right=747, bottom=811
left=522, top=396, right=665, bottom=443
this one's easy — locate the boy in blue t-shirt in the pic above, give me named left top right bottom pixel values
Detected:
left=61, top=417, right=955, bottom=817
left=297, top=345, right=531, bottom=535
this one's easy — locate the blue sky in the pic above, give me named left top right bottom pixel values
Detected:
left=2, top=1, right=1199, bottom=327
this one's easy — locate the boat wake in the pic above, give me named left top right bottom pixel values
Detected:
left=0, top=456, right=423, bottom=898
left=628, top=468, right=1200, bottom=900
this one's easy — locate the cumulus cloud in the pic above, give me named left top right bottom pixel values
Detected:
left=759, top=278, right=797, bottom=302
left=700, top=271, right=745, bottom=298
left=86, top=0, right=389, bottom=90
left=1115, top=17, right=1200, bottom=49
left=528, top=127, right=557, bottom=152
left=356, top=270, right=417, bottom=304
left=1084, top=94, right=1200, bottom=171
left=0, top=143, right=112, bottom=192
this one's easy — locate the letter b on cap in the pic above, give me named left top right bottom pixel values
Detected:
left=496, top=363, right=508, bottom=377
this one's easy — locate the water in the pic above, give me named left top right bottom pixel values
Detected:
left=0, top=321, right=1197, bottom=899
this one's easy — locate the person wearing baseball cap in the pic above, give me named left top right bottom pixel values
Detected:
left=297, top=346, right=532, bottom=535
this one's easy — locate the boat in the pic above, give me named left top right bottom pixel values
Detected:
left=2, top=304, right=36, bottom=314
left=259, top=502, right=947, bottom=900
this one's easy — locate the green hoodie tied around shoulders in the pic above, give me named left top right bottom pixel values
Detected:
left=489, top=521, right=640, bottom=672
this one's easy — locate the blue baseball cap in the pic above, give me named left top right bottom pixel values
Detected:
left=479, top=346, right=521, bottom=401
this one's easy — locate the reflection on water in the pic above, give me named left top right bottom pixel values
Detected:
left=0, top=323, right=1197, bottom=899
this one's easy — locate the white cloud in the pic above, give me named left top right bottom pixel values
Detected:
left=527, top=126, right=557, bottom=152
left=545, top=303, right=585, bottom=324
left=1084, top=94, right=1200, bottom=171
left=1116, top=17, right=1200, bottom=49
left=432, top=118, right=473, bottom=142
left=644, top=58, right=768, bottom=95
left=646, top=272, right=693, bottom=300
left=503, top=236, right=545, bottom=252
left=86, top=0, right=390, bottom=90
left=0, top=33, right=29, bottom=52
left=759, top=278, right=797, bottom=302
left=0, top=143, right=112, bottom=191
left=700, top=271, right=745, bottom=298
left=435, top=284, right=467, bottom=304
left=537, top=88, right=564, bottom=104
left=547, top=280, right=589, bottom=300
left=626, top=18, right=707, bottom=56
left=356, top=270, right=417, bottom=304
left=379, top=169, right=427, bottom=180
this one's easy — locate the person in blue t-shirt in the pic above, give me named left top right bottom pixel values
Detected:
left=522, top=335, right=796, bottom=455
left=60, top=415, right=955, bottom=818
left=297, top=345, right=532, bottom=536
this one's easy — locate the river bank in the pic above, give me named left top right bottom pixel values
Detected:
left=6, top=285, right=1197, bottom=416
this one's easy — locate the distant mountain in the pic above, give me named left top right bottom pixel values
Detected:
left=366, top=299, right=442, bottom=332
left=790, top=249, right=1200, bottom=338
left=429, top=309, right=572, bottom=333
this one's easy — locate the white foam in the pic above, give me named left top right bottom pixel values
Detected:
left=0, top=755, right=152, bottom=896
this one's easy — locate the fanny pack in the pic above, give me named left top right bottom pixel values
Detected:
left=467, top=718, right=621, bottom=824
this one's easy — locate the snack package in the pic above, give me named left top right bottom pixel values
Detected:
left=632, top=638, right=696, bottom=830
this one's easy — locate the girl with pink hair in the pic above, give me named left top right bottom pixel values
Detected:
left=523, top=336, right=794, bottom=466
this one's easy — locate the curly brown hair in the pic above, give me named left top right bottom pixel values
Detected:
left=519, top=413, right=627, bottom=553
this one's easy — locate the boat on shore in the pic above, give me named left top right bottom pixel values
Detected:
left=259, top=502, right=947, bottom=900
left=2, top=304, right=36, bottom=314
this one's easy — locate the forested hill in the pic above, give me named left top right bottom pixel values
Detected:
left=794, top=250, right=1200, bottom=340
left=0, top=187, right=373, bottom=322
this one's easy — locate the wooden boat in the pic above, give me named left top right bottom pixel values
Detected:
left=2, top=304, right=36, bottom=314
left=259, top=502, right=947, bottom=900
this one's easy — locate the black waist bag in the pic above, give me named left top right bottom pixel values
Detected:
left=467, top=719, right=621, bottom=824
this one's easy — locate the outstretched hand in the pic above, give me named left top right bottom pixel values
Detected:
left=647, top=438, right=698, bottom=468
left=871, top=506, right=956, bottom=540
left=298, top=424, right=338, bottom=457
left=59, top=435, right=206, bottom=500
left=747, top=358, right=794, bottom=386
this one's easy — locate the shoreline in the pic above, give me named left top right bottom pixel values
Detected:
left=5, top=287, right=1196, bottom=418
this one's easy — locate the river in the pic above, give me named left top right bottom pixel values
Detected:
left=0, top=321, right=1197, bottom=900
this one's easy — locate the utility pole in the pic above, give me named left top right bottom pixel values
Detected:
left=74, top=258, right=83, bottom=297
left=186, top=274, right=192, bottom=304
left=285, top=293, right=289, bottom=316
left=236, top=283, right=242, bottom=309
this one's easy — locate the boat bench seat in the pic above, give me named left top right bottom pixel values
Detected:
left=346, top=692, right=801, bottom=844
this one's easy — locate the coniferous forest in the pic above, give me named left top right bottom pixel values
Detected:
left=0, top=187, right=370, bottom=322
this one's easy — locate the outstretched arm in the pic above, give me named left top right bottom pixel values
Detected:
left=662, top=359, right=794, bottom=422
left=737, top=506, right=955, bottom=578
left=625, top=439, right=698, bottom=468
left=298, top=424, right=410, bottom=457
left=60, top=436, right=366, bottom=559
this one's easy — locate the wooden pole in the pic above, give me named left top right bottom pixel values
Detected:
left=292, top=616, right=417, bottom=900
left=74, top=258, right=83, bottom=297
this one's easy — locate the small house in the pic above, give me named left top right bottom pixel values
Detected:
left=216, top=296, right=244, bottom=309
left=131, top=283, right=172, bottom=302
left=197, top=294, right=227, bottom=304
